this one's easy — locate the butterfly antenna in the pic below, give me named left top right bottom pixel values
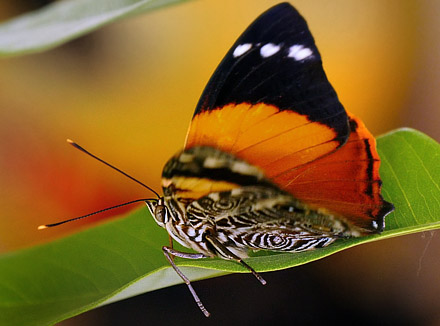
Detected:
left=66, top=139, right=161, bottom=198
left=38, top=198, right=157, bottom=230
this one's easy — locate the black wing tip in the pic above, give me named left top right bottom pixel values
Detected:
left=258, top=2, right=305, bottom=27
left=268, top=2, right=294, bottom=11
left=266, top=2, right=299, bottom=14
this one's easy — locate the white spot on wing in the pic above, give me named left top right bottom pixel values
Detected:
left=260, top=43, right=281, bottom=57
left=187, top=228, right=196, bottom=237
left=204, top=157, right=225, bottom=168
left=372, top=221, right=378, bottom=229
left=179, top=153, right=194, bottom=163
left=233, top=43, right=252, bottom=57
left=231, top=161, right=262, bottom=176
left=231, top=188, right=244, bottom=196
left=208, top=192, right=220, bottom=201
left=288, top=44, right=313, bottom=61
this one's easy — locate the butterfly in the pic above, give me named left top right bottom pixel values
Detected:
left=40, top=2, right=394, bottom=317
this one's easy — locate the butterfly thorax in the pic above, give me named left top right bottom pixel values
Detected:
left=147, top=146, right=364, bottom=259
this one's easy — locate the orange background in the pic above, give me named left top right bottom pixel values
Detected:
left=0, top=1, right=439, bottom=324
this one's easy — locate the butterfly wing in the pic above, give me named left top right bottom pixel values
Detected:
left=186, top=3, right=350, bottom=171
left=177, top=3, right=393, bottom=235
left=274, top=113, right=394, bottom=232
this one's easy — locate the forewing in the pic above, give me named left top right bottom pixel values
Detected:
left=182, top=3, right=393, bottom=235
left=186, top=3, right=350, bottom=169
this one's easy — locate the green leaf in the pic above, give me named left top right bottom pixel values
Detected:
left=0, top=128, right=439, bottom=325
left=0, top=0, right=191, bottom=57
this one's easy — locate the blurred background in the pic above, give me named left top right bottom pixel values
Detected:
left=0, top=0, right=439, bottom=325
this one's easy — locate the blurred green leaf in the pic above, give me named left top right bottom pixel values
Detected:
left=0, top=128, right=439, bottom=325
left=0, top=0, right=191, bottom=57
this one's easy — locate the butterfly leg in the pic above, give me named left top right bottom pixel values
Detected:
left=168, top=235, right=174, bottom=249
left=204, top=234, right=267, bottom=285
left=162, top=246, right=210, bottom=317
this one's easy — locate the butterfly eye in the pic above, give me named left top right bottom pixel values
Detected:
left=154, top=205, right=169, bottom=224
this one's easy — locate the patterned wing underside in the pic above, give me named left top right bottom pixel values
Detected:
left=189, top=198, right=338, bottom=254
left=184, top=185, right=354, bottom=257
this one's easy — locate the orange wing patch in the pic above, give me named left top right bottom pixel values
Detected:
left=185, top=104, right=390, bottom=232
left=186, top=103, right=341, bottom=172
left=272, top=113, right=389, bottom=232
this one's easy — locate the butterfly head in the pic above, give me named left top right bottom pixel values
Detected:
left=145, top=198, right=169, bottom=228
